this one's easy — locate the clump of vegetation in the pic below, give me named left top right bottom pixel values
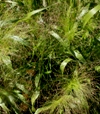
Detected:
left=0, top=0, right=100, bottom=114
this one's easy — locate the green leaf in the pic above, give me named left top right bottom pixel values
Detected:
left=95, top=66, right=100, bottom=73
left=74, top=50, right=85, bottom=63
left=24, top=8, right=47, bottom=20
left=8, top=95, right=16, bottom=105
left=67, top=22, right=77, bottom=41
left=35, top=74, right=41, bottom=88
left=77, top=5, right=89, bottom=20
left=10, top=35, right=23, bottom=42
left=8, top=95, right=20, bottom=114
left=31, top=91, right=40, bottom=112
left=9, top=35, right=28, bottom=46
left=60, top=58, right=72, bottom=75
left=45, top=70, right=52, bottom=74
left=0, top=20, right=7, bottom=27
left=43, top=0, right=47, bottom=7
left=49, top=31, right=63, bottom=43
left=49, top=31, right=66, bottom=47
left=15, top=83, right=28, bottom=93
left=1, top=55, right=12, bottom=69
left=14, top=90, right=26, bottom=103
left=0, top=97, right=9, bottom=113
left=35, top=105, right=51, bottom=114
left=5, top=0, right=17, bottom=7
left=83, top=4, right=100, bottom=27
left=0, top=103, right=9, bottom=113
left=96, top=36, right=100, bottom=42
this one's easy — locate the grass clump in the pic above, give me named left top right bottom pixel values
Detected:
left=0, top=0, right=100, bottom=114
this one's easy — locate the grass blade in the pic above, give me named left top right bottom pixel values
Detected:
left=2, top=55, right=12, bottom=69
left=0, top=97, right=9, bottom=113
left=83, top=4, right=100, bottom=27
left=15, top=83, right=28, bottom=93
left=31, top=91, right=40, bottom=112
left=35, top=74, right=41, bottom=88
left=35, top=105, right=51, bottom=114
left=74, top=50, right=85, bottom=63
left=49, top=31, right=63, bottom=43
left=23, top=7, right=47, bottom=20
left=95, top=66, right=100, bottom=73
left=60, top=58, right=72, bottom=75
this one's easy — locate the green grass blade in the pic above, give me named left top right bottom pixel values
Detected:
left=74, top=50, right=85, bottom=63
left=77, top=5, right=89, bottom=20
left=23, top=2, right=60, bottom=21
left=35, top=74, right=41, bottom=88
left=60, top=58, right=72, bottom=75
left=13, top=90, right=26, bottom=103
left=24, top=8, right=47, bottom=20
left=31, top=91, right=40, bottom=112
left=1, top=55, right=12, bottom=69
left=95, top=66, right=100, bottom=73
left=7, top=95, right=20, bottom=114
left=49, top=31, right=63, bottom=42
left=83, top=4, right=100, bottom=27
left=15, top=83, right=28, bottom=93
left=0, top=97, right=9, bottom=113
left=35, top=105, right=51, bottom=114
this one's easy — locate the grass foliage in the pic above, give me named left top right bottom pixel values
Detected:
left=0, top=0, right=100, bottom=114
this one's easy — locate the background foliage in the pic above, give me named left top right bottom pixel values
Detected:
left=0, top=0, right=100, bottom=114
